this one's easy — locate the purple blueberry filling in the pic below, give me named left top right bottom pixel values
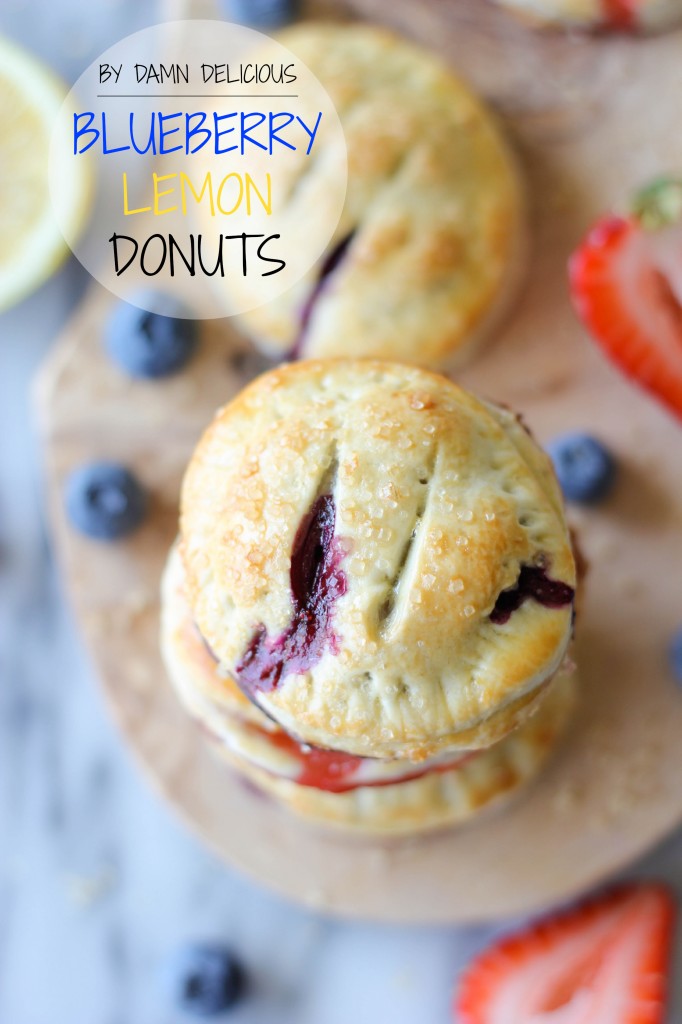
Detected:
left=490, top=564, right=574, bottom=625
left=287, top=233, right=355, bottom=359
left=236, top=494, right=347, bottom=695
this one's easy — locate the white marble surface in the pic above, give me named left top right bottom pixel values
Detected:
left=1, top=3, right=682, bottom=1022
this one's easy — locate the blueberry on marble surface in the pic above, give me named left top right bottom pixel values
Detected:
left=546, top=433, right=616, bottom=504
left=65, top=463, right=146, bottom=541
left=164, top=944, right=246, bottom=1017
left=670, top=628, right=682, bottom=685
left=222, top=0, right=297, bottom=28
left=105, top=291, right=197, bottom=379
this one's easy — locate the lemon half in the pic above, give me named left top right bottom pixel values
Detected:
left=0, top=34, right=91, bottom=312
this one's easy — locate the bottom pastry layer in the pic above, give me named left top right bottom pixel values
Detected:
left=209, top=671, right=576, bottom=835
left=161, top=543, right=577, bottom=835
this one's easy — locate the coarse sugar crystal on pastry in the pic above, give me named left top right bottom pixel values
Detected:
left=160, top=544, right=577, bottom=835
left=180, top=360, right=577, bottom=761
left=493, top=0, right=682, bottom=31
left=219, top=23, right=526, bottom=370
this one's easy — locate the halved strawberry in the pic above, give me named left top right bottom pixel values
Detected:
left=454, top=883, right=675, bottom=1024
left=569, top=178, right=682, bottom=423
left=601, top=0, right=636, bottom=30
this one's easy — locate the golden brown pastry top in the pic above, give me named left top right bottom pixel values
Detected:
left=226, top=23, right=525, bottom=369
left=180, top=360, right=576, bottom=759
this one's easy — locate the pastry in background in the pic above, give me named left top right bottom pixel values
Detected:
left=494, top=0, right=682, bottom=32
left=217, top=24, right=526, bottom=371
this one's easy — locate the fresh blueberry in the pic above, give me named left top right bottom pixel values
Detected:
left=670, top=628, right=682, bottom=685
left=105, top=291, right=197, bottom=379
left=546, top=433, right=617, bottom=504
left=222, top=0, right=297, bottom=27
left=65, top=463, right=146, bottom=541
left=163, top=944, right=246, bottom=1017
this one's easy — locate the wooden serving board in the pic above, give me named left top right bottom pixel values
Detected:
left=36, top=7, right=682, bottom=923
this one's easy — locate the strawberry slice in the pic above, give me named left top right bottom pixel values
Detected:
left=454, top=883, right=675, bottom=1024
left=601, top=0, right=636, bottom=30
left=569, top=178, right=682, bottom=423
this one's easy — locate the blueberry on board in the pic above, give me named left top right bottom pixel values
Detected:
left=164, top=944, right=246, bottom=1017
left=546, top=433, right=617, bottom=504
left=105, top=291, right=197, bottom=379
left=222, top=0, right=298, bottom=28
left=670, top=628, right=682, bottom=685
left=65, top=463, right=146, bottom=541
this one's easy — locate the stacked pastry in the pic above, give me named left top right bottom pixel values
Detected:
left=161, top=361, right=578, bottom=835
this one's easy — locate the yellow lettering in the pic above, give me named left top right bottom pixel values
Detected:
left=179, top=171, right=215, bottom=216
left=122, top=172, right=151, bottom=216
left=217, top=173, right=244, bottom=216
left=245, top=172, right=271, bottom=215
left=153, top=172, right=178, bottom=215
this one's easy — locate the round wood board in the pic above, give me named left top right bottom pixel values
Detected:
left=35, top=11, right=682, bottom=923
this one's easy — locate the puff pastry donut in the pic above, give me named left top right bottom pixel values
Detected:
left=494, top=0, right=682, bottom=30
left=180, top=360, right=576, bottom=762
left=222, top=23, right=526, bottom=370
left=162, top=542, right=576, bottom=835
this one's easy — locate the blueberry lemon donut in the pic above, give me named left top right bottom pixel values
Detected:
left=179, top=360, right=576, bottom=763
left=223, top=24, right=526, bottom=370
left=162, top=544, right=576, bottom=835
left=494, top=0, right=682, bottom=31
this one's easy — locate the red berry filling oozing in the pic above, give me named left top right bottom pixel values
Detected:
left=199, top=698, right=478, bottom=792
left=262, top=729, right=364, bottom=791
left=490, top=564, right=575, bottom=625
left=246, top=722, right=475, bottom=793
left=236, top=494, right=347, bottom=696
